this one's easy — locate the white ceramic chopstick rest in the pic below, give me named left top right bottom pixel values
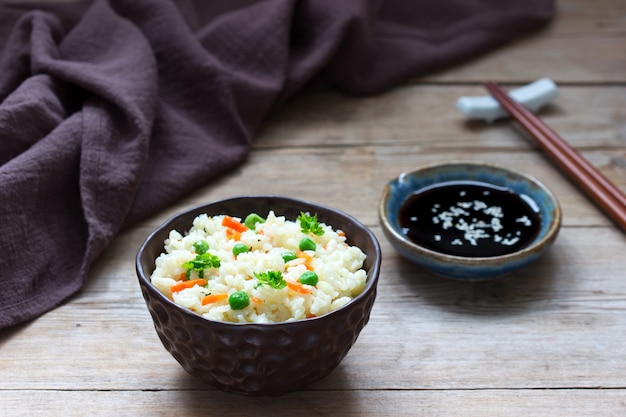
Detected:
left=456, top=78, right=558, bottom=123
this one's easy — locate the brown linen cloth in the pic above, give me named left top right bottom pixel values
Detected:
left=0, top=0, right=554, bottom=328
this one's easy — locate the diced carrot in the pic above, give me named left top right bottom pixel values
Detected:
left=251, top=297, right=263, bottom=305
left=337, top=230, right=346, bottom=237
left=174, top=272, right=187, bottom=281
left=225, top=228, right=241, bottom=241
left=287, top=280, right=312, bottom=294
left=170, top=279, right=208, bottom=293
left=296, top=250, right=314, bottom=270
left=201, top=293, right=228, bottom=305
left=222, top=215, right=248, bottom=233
left=296, top=250, right=313, bottom=262
left=306, top=313, right=317, bottom=319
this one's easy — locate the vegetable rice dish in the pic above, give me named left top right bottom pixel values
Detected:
left=150, top=211, right=367, bottom=323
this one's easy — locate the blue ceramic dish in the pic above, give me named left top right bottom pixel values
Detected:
left=379, top=162, right=561, bottom=280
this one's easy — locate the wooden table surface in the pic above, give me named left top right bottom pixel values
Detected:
left=2, top=1, right=626, bottom=415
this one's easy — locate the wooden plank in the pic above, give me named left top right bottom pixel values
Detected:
left=1, top=388, right=625, bottom=417
left=419, top=0, right=626, bottom=84
left=160, top=145, right=621, bottom=229
left=258, top=86, right=626, bottom=150
left=422, top=36, right=626, bottom=83
left=551, top=0, right=626, bottom=34
left=1, top=226, right=625, bottom=391
left=1, top=0, right=625, bottom=415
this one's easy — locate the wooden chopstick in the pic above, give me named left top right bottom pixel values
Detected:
left=484, top=81, right=626, bottom=233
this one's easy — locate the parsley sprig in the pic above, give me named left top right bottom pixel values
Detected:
left=298, top=212, right=325, bottom=236
left=254, top=270, right=287, bottom=289
left=182, top=253, right=221, bottom=279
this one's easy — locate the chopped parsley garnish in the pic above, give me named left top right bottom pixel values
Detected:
left=298, top=212, right=325, bottom=236
left=254, top=270, right=287, bottom=289
left=182, top=252, right=221, bottom=279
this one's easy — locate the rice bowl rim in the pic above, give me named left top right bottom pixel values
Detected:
left=136, top=195, right=382, bottom=328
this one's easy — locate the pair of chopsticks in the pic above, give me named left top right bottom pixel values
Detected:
left=484, top=81, right=626, bottom=234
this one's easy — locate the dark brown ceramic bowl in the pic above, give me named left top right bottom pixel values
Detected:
left=136, top=196, right=381, bottom=396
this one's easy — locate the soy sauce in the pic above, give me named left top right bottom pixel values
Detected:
left=398, top=180, right=541, bottom=257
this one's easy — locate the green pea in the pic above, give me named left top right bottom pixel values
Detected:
left=299, top=237, right=316, bottom=251
left=232, top=243, right=249, bottom=257
left=244, top=213, right=265, bottom=230
left=299, top=271, right=318, bottom=286
left=192, top=239, right=209, bottom=254
left=281, top=251, right=297, bottom=263
left=228, top=291, right=250, bottom=310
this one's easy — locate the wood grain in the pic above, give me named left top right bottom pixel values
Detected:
left=1, top=0, right=626, bottom=415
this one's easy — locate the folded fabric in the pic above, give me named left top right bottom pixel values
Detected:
left=0, top=0, right=554, bottom=329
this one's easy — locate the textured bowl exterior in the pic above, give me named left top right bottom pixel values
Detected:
left=379, top=162, right=561, bottom=280
left=136, top=196, right=381, bottom=396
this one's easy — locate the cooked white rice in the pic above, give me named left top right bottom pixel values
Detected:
left=150, top=211, right=367, bottom=323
